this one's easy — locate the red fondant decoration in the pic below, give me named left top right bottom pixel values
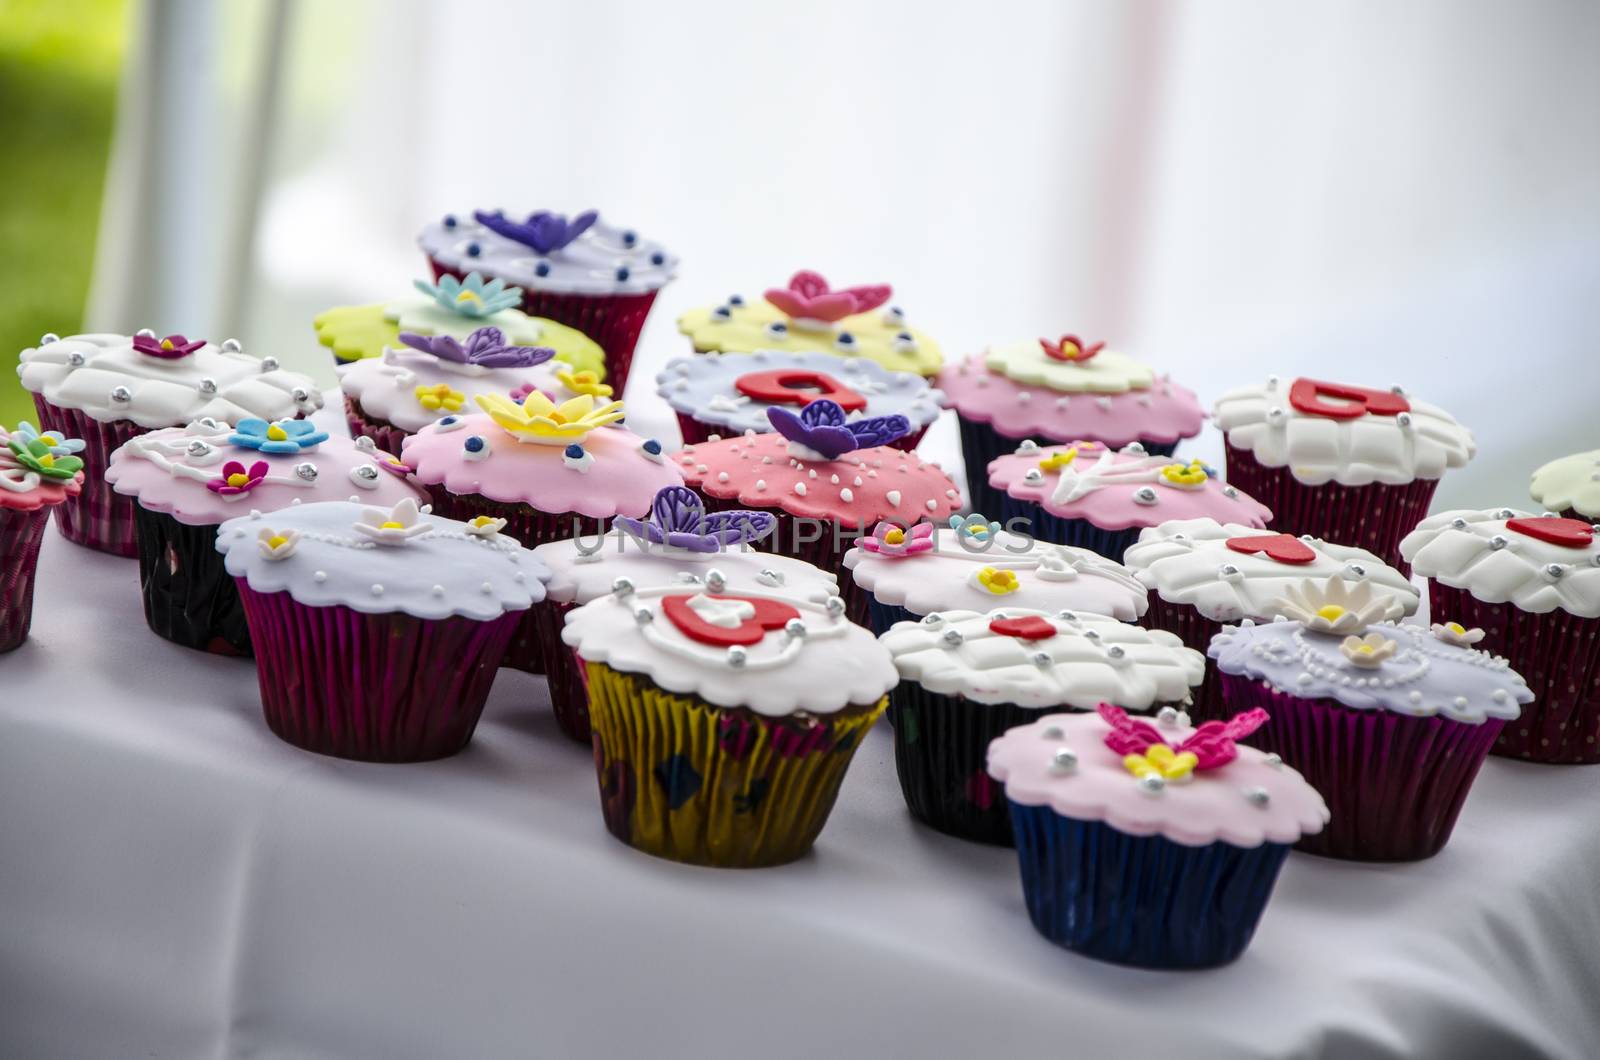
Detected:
left=1287, top=378, right=1411, bottom=420
left=1039, top=334, right=1105, bottom=363
left=1506, top=516, right=1595, bottom=549
left=988, top=615, right=1057, bottom=641
left=735, top=369, right=868, bottom=412
left=662, top=593, right=802, bottom=647
left=1224, top=533, right=1318, bottom=565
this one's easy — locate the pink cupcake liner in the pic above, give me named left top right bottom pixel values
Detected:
left=1218, top=674, right=1504, bottom=860
left=422, top=486, right=605, bottom=673
left=1139, top=594, right=1229, bottom=721
left=523, top=600, right=590, bottom=742
left=673, top=410, right=926, bottom=453
left=237, top=583, right=522, bottom=762
left=1222, top=440, right=1438, bottom=575
left=30, top=395, right=148, bottom=556
left=429, top=259, right=657, bottom=396
left=0, top=506, right=52, bottom=653
left=1427, top=581, right=1600, bottom=764
left=343, top=396, right=409, bottom=459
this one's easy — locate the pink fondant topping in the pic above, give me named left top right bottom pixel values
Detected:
left=763, top=270, right=892, bottom=323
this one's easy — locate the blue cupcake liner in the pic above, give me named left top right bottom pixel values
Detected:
left=996, top=497, right=1144, bottom=562
left=866, top=596, right=918, bottom=636
left=955, top=417, right=1177, bottom=518
left=1008, top=802, right=1292, bottom=968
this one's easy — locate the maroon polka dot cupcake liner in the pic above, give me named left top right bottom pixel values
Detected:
left=0, top=506, right=52, bottom=653
left=30, top=395, right=148, bottom=557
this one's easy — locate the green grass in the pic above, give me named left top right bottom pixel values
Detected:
left=0, top=0, right=127, bottom=425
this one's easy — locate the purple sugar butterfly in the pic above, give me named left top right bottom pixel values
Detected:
left=397, top=326, right=555, bottom=370
left=612, top=485, right=776, bottom=554
left=766, top=399, right=910, bottom=461
left=473, top=209, right=599, bottom=255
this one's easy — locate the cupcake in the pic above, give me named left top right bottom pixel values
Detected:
left=880, top=608, right=1205, bottom=845
left=417, top=210, right=675, bottom=393
left=0, top=422, right=86, bottom=652
left=677, top=271, right=943, bottom=378
left=844, top=517, right=1148, bottom=635
left=105, top=417, right=426, bottom=656
left=940, top=336, right=1205, bottom=519
left=1212, top=376, right=1474, bottom=572
left=1401, top=508, right=1600, bottom=763
left=338, top=323, right=595, bottom=457
left=987, top=706, right=1327, bottom=968
left=1209, top=577, right=1531, bottom=859
left=656, top=348, right=943, bottom=451
left=987, top=440, right=1271, bottom=561
left=402, top=392, right=683, bottom=672
left=16, top=331, right=323, bottom=556
left=530, top=485, right=839, bottom=743
left=670, top=399, right=962, bottom=610
left=561, top=581, right=897, bottom=867
left=1124, top=518, right=1419, bottom=718
left=1529, top=450, right=1600, bottom=522
left=216, top=498, right=549, bottom=762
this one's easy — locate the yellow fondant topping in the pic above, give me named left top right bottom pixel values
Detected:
left=883, top=527, right=906, bottom=546
left=477, top=391, right=625, bottom=445
left=227, top=473, right=250, bottom=488
left=1161, top=460, right=1209, bottom=486
left=1038, top=448, right=1078, bottom=473
left=266, top=424, right=289, bottom=442
left=415, top=383, right=466, bottom=413
left=677, top=301, right=943, bottom=377
left=1124, top=745, right=1198, bottom=781
left=977, top=567, right=1020, bottom=595
left=557, top=368, right=614, bottom=398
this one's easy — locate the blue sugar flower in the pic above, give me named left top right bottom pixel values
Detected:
left=12, top=421, right=84, bottom=458
left=229, top=418, right=330, bottom=454
left=414, top=270, right=524, bottom=318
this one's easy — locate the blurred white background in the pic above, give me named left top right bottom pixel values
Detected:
left=86, top=0, right=1600, bottom=509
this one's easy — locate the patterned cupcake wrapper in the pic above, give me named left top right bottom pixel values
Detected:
left=429, top=259, right=657, bottom=395
left=422, top=486, right=606, bottom=674
left=523, top=600, right=591, bottom=742
left=132, top=506, right=251, bottom=656
left=343, top=395, right=410, bottom=459
left=1221, top=441, right=1439, bottom=575
left=238, top=583, right=521, bottom=761
left=1140, top=594, right=1229, bottom=721
left=1427, top=582, right=1600, bottom=764
left=995, top=495, right=1143, bottom=562
left=956, top=416, right=1178, bottom=519
left=673, top=410, right=927, bottom=453
left=31, top=395, right=149, bottom=557
left=1217, top=674, right=1503, bottom=860
left=0, top=506, right=52, bottom=653
left=584, top=661, right=886, bottom=867
left=1008, top=803, right=1292, bottom=968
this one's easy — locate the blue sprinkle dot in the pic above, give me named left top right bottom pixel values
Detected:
left=713, top=306, right=732, bottom=318
left=565, top=444, right=585, bottom=459
left=534, top=260, right=551, bottom=277
left=464, top=435, right=485, bottom=453
left=622, top=230, right=638, bottom=246
left=442, top=214, right=457, bottom=228
left=642, top=439, right=662, bottom=455
left=650, top=252, right=666, bottom=266
left=466, top=242, right=481, bottom=257
left=896, top=331, right=913, bottom=341
left=729, top=294, right=745, bottom=306
left=837, top=331, right=856, bottom=344
left=615, top=266, right=631, bottom=282
left=770, top=322, right=788, bottom=333
left=890, top=305, right=903, bottom=315
left=439, top=415, right=457, bottom=426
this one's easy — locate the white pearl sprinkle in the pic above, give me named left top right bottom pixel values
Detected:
left=313, top=571, right=327, bottom=583
left=371, top=584, right=385, bottom=596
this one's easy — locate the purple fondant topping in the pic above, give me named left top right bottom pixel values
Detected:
left=766, top=399, right=911, bottom=461
left=472, top=209, right=599, bottom=255
left=613, top=485, right=776, bottom=553
left=398, top=326, right=555, bottom=370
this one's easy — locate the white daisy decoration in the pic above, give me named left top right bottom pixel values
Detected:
left=256, top=527, right=301, bottom=561
left=464, top=515, right=507, bottom=539
left=1431, top=621, right=1486, bottom=647
left=1340, top=632, right=1397, bottom=668
left=1271, top=577, right=1393, bottom=635
left=352, top=497, right=430, bottom=546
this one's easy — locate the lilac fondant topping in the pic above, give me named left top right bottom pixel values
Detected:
left=765, top=399, right=910, bottom=460
left=612, top=485, right=776, bottom=553
left=398, top=326, right=555, bottom=370
left=473, top=209, right=599, bottom=255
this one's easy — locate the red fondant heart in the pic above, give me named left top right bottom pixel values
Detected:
left=988, top=615, right=1057, bottom=641
left=1224, top=533, right=1317, bottom=565
left=1287, top=378, right=1411, bottom=420
left=1506, top=516, right=1595, bottom=549
left=735, top=369, right=867, bottom=412
left=662, top=593, right=802, bottom=647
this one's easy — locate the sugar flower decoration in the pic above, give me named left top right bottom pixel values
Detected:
left=1100, top=704, right=1268, bottom=784
left=464, top=515, right=508, bottom=539
left=398, top=325, right=554, bottom=370
left=976, top=567, right=1020, bottom=595
left=415, top=383, right=467, bottom=413
left=1271, top=577, right=1392, bottom=635
left=5, top=424, right=85, bottom=480
left=766, top=399, right=910, bottom=461
left=1159, top=459, right=1212, bottom=488
left=556, top=367, right=613, bottom=398
left=476, top=391, right=625, bottom=445
left=1431, top=622, right=1486, bottom=647
left=858, top=520, right=935, bottom=557
left=1341, top=632, right=1397, bottom=668
left=414, top=272, right=523, bottom=318
left=763, top=270, right=891, bottom=325
left=11, top=421, right=84, bottom=458
left=206, top=460, right=268, bottom=496
left=256, top=527, right=300, bottom=561
left=1038, top=448, right=1079, bottom=473
left=948, top=513, right=995, bottom=542
left=473, top=209, right=598, bottom=255
left=228, top=418, right=329, bottom=454
left=613, top=485, right=777, bottom=553
left=132, top=332, right=205, bottom=359
left=1039, top=334, right=1105, bottom=363
left=352, top=497, right=429, bottom=546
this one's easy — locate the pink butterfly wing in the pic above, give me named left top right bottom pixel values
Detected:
left=839, top=283, right=892, bottom=314
left=1096, top=703, right=1165, bottom=756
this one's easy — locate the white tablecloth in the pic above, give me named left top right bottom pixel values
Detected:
left=5, top=528, right=1600, bottom=1059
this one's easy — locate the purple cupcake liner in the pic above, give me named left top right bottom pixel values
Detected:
left=1217, top=674, right=1503, bottom=860
left=237, top=583, right=522, bottom=762
left=1428, top=581, right=1600, bottom=764
left=523, top=600, right=590, bottom=743
left=343, top=395, right=410, bottom=459
left=30, top=395, right=147, bottom=557
left=1008, top=803, right=1293, bottom=968
left=1140, top=594, right=1229, bottom=721
left=1222, top=441, right=1439, bottom=576
left=0, top=506, right=52, bottom=653
left=957, top=416, right=1178, bottom=519
left=132, top=506, right=251, bottom=656
left=674, top=410, right=926, bottom=453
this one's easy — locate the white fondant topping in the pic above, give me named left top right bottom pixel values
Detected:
left=1400, top=508, right=1600, bottom=618
left=1529, top=449, right=1600, bottom=519
left=983, top=340, right=1155, bottom=394
left=417, top=214, right=676, bottom=296
left=339, top=344, right=567, bottom=434
left=534, top=529, right=837, bottom=605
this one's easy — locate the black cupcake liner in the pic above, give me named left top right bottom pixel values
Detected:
left=955, top=417, right=1177, bottom=519
left=133, top=505, right=251, bottom=657
left=996, top=495, right=1142, bottom=561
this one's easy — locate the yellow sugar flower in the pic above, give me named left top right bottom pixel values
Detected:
left=1038, top=447, right=1079, bottom=473
left=477, top=391, right=626, bottom=446
left=557, top=368, right=613, bottom=398
left=1124, top=744, right=1198, bottom=781
left=976, top=566, right=1020, bottom=595
left=1160, top=460, right=1210, bottom=487
left=416, top=383, right=466, bottom=412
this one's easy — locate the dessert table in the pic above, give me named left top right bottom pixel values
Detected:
left=4, top=530, right=1600, bottom=1059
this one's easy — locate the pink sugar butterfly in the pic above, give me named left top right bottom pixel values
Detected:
left=764, top=270, right=892, bottom=323
left=1096, top=703, right=1269, bottom=771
